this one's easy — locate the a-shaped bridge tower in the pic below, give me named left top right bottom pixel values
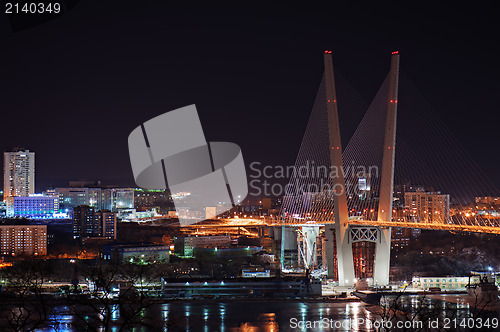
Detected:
left=323, top=51, right=399, bottom=286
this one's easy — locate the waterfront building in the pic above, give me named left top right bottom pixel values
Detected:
left=242, top=266, right=271, bottom=278
left=412, top=276, right=480, bottom=290
left=161, top=277, right=322, bottom=298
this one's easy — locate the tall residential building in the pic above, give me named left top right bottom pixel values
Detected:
left=0, top=224, right=47, bottom=256
left=3, top=149, right=35, bottom=201
left=405, top=189, right=450, bottom=223
left=72, top=205, right=117, bottom=240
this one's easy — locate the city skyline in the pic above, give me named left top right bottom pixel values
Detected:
left=0, top=1, right=499, bottom=192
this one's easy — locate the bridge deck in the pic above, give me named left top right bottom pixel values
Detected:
left=191, top=218, right=500, bottom=235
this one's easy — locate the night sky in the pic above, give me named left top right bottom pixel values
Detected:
left=1, top=2, right=499, bottom=192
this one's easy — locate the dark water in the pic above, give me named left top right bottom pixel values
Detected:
left=38, top=295, right=500, bottom=331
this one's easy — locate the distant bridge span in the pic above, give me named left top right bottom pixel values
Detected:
left=192, top=218, right=500, bottom=235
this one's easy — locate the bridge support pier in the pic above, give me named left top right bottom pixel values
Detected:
left=325, top=224, right=356, bottom=286
left=299, top=226, right=320, bottom=268
left=325, top=226, right=335, bottom=279
left=326, top=224, right=390, bottom=286
left=335, top=223, right=355, bottom=287
left=373, top=227, right=391, bottom=286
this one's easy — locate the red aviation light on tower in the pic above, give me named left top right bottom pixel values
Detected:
left=324, top=50, right=332, bottom=54
left=391, top=51, right=399, bottom=55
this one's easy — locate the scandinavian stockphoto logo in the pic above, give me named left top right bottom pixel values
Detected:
left=128, top=105, right=248, bottom=226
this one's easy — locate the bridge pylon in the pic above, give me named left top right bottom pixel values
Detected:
left=324, top=51, right=355, bottom=286
left=373, top=51, right=400, bottom=285
left=324, top=51, right=399, bottom=286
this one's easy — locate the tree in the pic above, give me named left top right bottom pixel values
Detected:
left=66, top=258, right=166, bottom=331
left=369, top=286, right=499, bottom=331
left=0, top=259, right=56, bottom=331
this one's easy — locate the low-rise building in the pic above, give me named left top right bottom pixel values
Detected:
left=193, top=246, right=263, bottom=258
left=175, top=235, right=232, bottom=256
left=412, top=276, right=480, bottom=290
left=101, top=243, right=170, bottom=264
left=242, top=266, right=271, bottom=278
left=55, top=186, right=134, bottom=212
left=161, top=277, right=321, bottom=298
left=6, top=194, right=59, bottom=219
left=0, top=224, right=47, bottom=256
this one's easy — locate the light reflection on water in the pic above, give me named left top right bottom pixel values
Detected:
left=37, top=294, right=499, bottom=332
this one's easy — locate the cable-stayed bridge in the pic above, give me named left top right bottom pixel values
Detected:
left=212, top=51, right=499, bottom=286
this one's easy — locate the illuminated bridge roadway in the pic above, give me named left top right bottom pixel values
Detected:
left=188, top=217, right=500, bottom=235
